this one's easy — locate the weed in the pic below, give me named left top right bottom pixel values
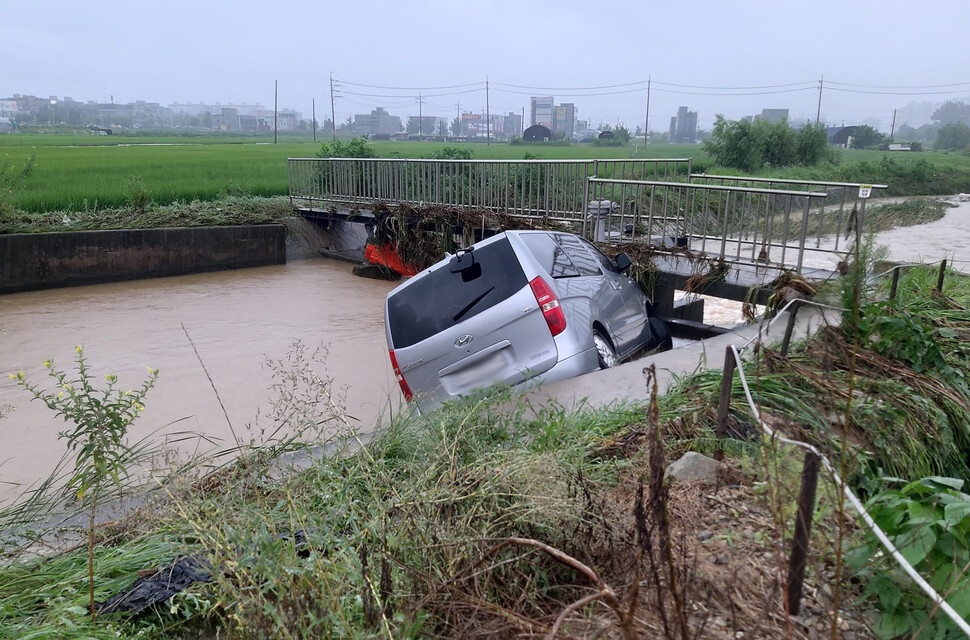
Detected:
left=10, top=347, right=158, bottom=618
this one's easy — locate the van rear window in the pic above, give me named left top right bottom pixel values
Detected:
left=387, top=237, right=528, bottom=348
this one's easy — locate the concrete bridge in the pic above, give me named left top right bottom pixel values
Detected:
left=287, top=157, right=885, bottom=325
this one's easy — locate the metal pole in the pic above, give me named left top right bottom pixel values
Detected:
left=815, top=76, right=823, bottom=125
left=274, top=79, right=278, bottom=144
left=715, top=346, right=736, bottom=461
left=330, top=74, right=337, bottom=141
left=787, top=450, right=820, bottom=616
left=779, top=300, right=803, bottom=357
left=485, top=77, right=490, bottom=146
left=312, top=99, right=316, bottom=142
left=889, top=267, right=901, bottom=301
left=937, top=259, right=948, bottom=293
left=643, top=77, right=650, bottom=145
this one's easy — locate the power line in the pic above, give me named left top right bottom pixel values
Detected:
left=825, top=86, right=970, bottom=96
left=491, top=80, right=648, bottom=91
left=333, top=78, right=485, bottom=91
left=825, top=80, right=970, bottom=89
left=653, top=87, right=817, bottom=97
left=653, top=80, right=816, bottom=90
left=339, top=87, right=485, bottom=99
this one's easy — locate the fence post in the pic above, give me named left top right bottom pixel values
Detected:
left=779, top=300, right=803, bottom=357
left=787, top=450, right=820, bottom=616
left=715, top=346, right=736, bottom=461
left=889, top=266, right=901, bottom=301
left=937, top=259, right=947, bottom=293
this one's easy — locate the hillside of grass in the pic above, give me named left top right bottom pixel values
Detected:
left=3, top=263, right=970, bottom=638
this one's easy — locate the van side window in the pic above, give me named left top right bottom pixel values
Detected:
left=573, top=236, right=619, bottom=273
left=554, top=234, right=603, bottom=276
left=520, top=233, right=581, bottom=278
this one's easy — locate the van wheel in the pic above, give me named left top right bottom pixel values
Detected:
left=594, top=332, right=620, bottom=369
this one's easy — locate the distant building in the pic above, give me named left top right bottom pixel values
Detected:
left=555, top=103, right=576, bottom=139
left=354, top=107, right=402, bottom=136
left=0, top=117, right=12, bottom=132
left=523, top=124, right=553, bottom=142
left=669, top=106, right=698, bottom=143
left=530, top=96, right=555, bottom=129
left=504, top=112, right=522, bottom=138
left=826, top=125, right=858, bottom=146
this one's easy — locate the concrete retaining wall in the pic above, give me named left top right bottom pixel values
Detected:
left=0, top=225, right=286, bottom=295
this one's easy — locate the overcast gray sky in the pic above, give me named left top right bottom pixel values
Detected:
left=4, top=0, right=969, bottom=131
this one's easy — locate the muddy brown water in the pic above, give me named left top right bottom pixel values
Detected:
left=2, top=195, right=968, bottom=507
left=0, top=258, right=400, bottom=506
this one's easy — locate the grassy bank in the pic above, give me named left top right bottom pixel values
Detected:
left=4, top=262, right=970, bottom=638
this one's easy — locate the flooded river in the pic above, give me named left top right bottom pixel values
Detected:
left=0, top=258, right=400, bottom=505
left=2, top=194, right=968, bottom=506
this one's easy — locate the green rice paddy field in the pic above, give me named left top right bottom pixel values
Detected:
left=2, top=131, right=968, bottom=213
left=0, top=133, right=695, bottom=212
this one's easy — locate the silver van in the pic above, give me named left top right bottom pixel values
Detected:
left=384, top=230, right=670, bottom=410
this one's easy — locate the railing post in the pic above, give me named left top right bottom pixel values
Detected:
left=779, top=300, right=803, bottom=357
left=715, top=346, right=736, bottom=461
left=786, top=450, right=820, bottom=616
left=796, top=196, right=811, bottom=274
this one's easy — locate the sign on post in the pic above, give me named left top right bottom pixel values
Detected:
left=858, top=184, right=873, bottom=199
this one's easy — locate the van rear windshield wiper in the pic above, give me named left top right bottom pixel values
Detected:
left=453, top=287, right=494, bottom=322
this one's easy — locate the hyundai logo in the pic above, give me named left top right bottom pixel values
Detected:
left=455, top=334, right=474, bottom=348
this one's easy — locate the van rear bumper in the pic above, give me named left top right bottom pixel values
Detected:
left=528, top=347, right=599, bottom=386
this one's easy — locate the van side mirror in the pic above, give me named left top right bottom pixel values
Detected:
left=614, top=252, right=632, bottom=273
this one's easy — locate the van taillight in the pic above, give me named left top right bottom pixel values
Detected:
left=388, top=350, right=414, bottom=402
left=529, top=277, right=567, bottom=336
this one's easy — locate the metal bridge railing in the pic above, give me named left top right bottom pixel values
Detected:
left=585, top=178, right=831, bottom=274
left=690, top=174, right=889, bottom=253
left=287, top=157, right=693, bottom=223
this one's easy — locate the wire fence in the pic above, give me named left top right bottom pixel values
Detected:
left=730, top=293, right=970, bottom=635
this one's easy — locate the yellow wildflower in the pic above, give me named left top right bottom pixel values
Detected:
left=75, top=345, right=82, bottom=354
left=43, top=360, right=51, bottom=368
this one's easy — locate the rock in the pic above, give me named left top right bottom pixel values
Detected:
left=697, top=530, right=714, bottom=541
left=665, top=451, right=719, bottom=483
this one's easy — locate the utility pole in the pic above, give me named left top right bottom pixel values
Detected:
left=274, top=80, right=278, bottom=144
left=312, top=99, right=316, bottom=142
left=815, top=75, right=823, bottom=125
left=890, top=108, right=897, bottom=142
left=485, top=76, right=491, bottom=146
left=644, top=76, right=651, bottom=145
left=455, top=99, right=460, bottom=137
left=417, top=91, right=424, bottom=139
left=330, top=73, right=337, bottom=141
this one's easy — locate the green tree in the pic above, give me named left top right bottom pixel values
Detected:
left=613, top=124, right=632, bottom=144
left=316, top=137, right=377, bottom=158
left=932, top=101, right=970, bottom=126
left=935, top=123, right=970, bottom=150
left=427, top=146, right=473, bottom=160
left=795, top=122, right=833, bottom=165
left=704, top=116, right=833, bottom=171
left=451, top=116, right=463, bottom=137
left=850, top=125, right=888, bottom=149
